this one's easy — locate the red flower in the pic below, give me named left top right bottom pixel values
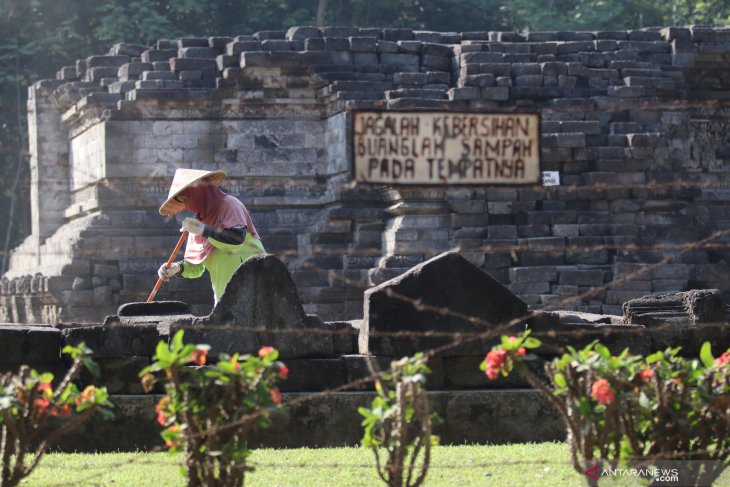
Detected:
left=715, top=351, right=730, bottom=367
left=484, top=349, right=508, bottom=380
left=191, top=349, right=208, bottom=366
left=640, top=368, right=654, bottom=383
left=60, top=404, right=72, bottom=416
left=34, top=397, right=50, bottom=415
left=38, top=381, right=52, bottom=393
left=278, top=363, right=289, bottom=379
left=591, top=378, right=615, bottom=405
left=259, top=346, right=274, bottom=358
left=75, top=386, right=96, bottom=406
left=270, top=389, right=282, bottom=404
left=155, top=397, right=170, bottom=426
left=164, top=425, right=180, bottom=448
left=516, top=347, right=526, bottom=356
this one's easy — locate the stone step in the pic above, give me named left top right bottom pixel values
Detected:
left=55, top=390, right=564, bottom=452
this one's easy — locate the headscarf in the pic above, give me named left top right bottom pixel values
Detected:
left=183, top=183, right=260, bottom=264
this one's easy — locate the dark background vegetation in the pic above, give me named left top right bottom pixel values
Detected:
left=1, top=0, right=728, bottom=272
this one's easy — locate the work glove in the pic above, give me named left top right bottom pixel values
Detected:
left=158, top=261, right=183, bottom=281
left=181, top=217, right=205, bottom=236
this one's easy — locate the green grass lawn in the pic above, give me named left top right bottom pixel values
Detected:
left=23, top=442, right=730, bottom=486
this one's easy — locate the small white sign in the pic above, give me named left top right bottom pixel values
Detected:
left=542, top=171, right=560, bottom=186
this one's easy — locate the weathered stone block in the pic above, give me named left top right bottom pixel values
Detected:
left=0, top=325, right=63, bottom=364
left=379, top=53, right=419, bottom=69
left=481, top=86, right=509, bottom=100
left=341, top=354, right=391, bottom=391
left=93, top=286, right=114, bottom=306
left=80, top=356, right=150, bottom=394
left=421, top=54, right=450, bottom=70
left=321, top=320, right=359, bottom=354
left=170, top=58, right=217, bottom=72
left=61, top=323, right=163, bottom=358
left=278, top=358, right=347, bottom=392
left=189, top=254, right=334, bottom=359
left=286, top=26, right=321, bottom=41
left=179, top=47, right=217, bottom=59
left=86, top=67, right=119, bottom=82
left=361, top=252, right=528, bottom=357
left=141, top=49, right=177, bottom=63
left=86, top=55, right=129, bottom=68
left=623, top=289, right=726, bottom=327
left=558, top=269, right=605, bottom=286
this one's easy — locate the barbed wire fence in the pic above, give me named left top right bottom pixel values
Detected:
left=8, top=233, right=730, bottom=483
left=0, top=156, right=729, bottom=484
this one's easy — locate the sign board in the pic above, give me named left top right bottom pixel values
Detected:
left=353, top=111, right=540, bottom=185
left=542, top=171, right=561, bottom=186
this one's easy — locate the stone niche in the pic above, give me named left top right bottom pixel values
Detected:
left=2, top=26, right=730, bottom=324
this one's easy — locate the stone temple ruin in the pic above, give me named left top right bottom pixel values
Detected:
left=0, top=26, right=730, bottom=449
left=4, top=250, right=729, bottom=451
left=2, top=25, right=730, bottom=323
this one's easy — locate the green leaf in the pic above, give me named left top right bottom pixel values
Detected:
left=155, top=340, right=173, bottom=363
left=171, top=330, right=185, bottom=351
left=645, top=352, right=663, bottom=364
left=699, top=342, right=715, bottom=368
left=579, top=397, right=592, bottom=416
left=554, top=355, right=569, bottom=371
left=594, top=343, right=611, bottom=360
left=62, top=344, right=80, bottom=359
left=358, top=407, right=373, bottom=418
left=39, top=372, right=54, bottom=384
left=553, top=372, right=567, bottom=388
left=83, top=358, right=101, bottom=378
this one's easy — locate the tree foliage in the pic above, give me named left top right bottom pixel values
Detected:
left=0, top=0, right=728, bottom=264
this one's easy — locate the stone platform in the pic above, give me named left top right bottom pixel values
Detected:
left=55, top=390, right=564, bottom=452
left=3, top=252, right=727, bottom=453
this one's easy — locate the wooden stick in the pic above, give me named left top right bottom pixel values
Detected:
left=147, top=231, right=188, bottom=303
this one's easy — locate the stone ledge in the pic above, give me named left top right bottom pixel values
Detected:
left=55, top=390, right=564, bottom=452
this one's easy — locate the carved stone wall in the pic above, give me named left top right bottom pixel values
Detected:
left=2, top=26, right=730, bottom=323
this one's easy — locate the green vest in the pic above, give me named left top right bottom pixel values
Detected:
left=181, top=230, right=265, bottom=303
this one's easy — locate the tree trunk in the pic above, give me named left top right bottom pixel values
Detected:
left=316, top=0, right=328, bottom=27
left=2, top=50, right=26, bottom=276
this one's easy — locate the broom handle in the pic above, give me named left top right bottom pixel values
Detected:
left=147, top=231, right=189, bottom=303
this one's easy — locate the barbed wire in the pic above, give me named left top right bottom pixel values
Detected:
left=1, top=33, right=729, bottom=487
left=1, top=172, right=730, bottom=190
left=20, top=219, right=721, bottom=487
left=0, top=129, right=728, bottom=485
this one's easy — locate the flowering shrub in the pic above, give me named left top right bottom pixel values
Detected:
left=359, top=353, right=442, bottom=487
left=140, top=331, right=287, bottom=487
left=480, top=334, right=537, bottom=379
left=0, top=343, right=113, bottom=487
left=482, top=333, right=730, bottom=486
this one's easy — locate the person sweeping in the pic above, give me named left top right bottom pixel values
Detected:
left=157, top=168, right=265, bottom=303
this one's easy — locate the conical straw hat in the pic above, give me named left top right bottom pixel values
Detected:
left=159, top=168, right=227, bottom=216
